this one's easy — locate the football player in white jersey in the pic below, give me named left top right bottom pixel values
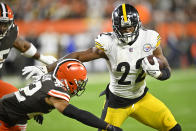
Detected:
left=23, top=3, right=181, bottom=131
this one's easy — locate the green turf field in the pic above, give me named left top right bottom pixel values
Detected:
left=25, top=68, right=196, bottom=131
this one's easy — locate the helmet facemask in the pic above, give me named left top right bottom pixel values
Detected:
left=0, top=2, right=14, bottom=39
left=63, top=78, right=88, bottom=97
left=112, top=4, right=141, bottom=44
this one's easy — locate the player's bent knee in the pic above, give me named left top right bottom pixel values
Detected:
left=169, top=124, right=181, bottom=131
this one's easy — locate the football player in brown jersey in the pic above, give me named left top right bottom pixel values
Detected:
left=0, top=59, right=122, bottom=131
left=0, top=2, right=57, bottom=98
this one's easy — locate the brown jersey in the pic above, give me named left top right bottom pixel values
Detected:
left=0, top=24, right=18, bottom=70
left=0, top=73, right=70, bottom=126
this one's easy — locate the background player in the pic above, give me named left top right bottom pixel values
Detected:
left=22, top=3, right=181, bottom=131
left=0, top=2, right=57, bottom=99
left=0, top=59, right=122, bottom=131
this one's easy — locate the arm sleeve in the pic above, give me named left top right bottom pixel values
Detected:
left=62, top=104, right=107, bottom=130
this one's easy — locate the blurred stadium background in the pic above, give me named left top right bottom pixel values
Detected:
left=0, top=0, right=196, bottom=130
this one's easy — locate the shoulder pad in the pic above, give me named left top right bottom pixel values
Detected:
left=147, top=30, right=161, bottom=48
left=94, top=32, right=113, bottom=51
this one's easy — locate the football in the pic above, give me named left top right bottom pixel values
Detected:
left=146, top=55, right=164, bottom=69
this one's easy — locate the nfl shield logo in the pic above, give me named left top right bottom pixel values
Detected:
left=129, top=48, right=133, bottom=52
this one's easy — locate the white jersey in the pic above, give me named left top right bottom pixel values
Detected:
left=95, top=28, right=161, bottom=99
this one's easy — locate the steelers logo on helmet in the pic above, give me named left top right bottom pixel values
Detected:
left=112, top=3, right=141, bottom=45
left=0, top=2, right=14, bottom=39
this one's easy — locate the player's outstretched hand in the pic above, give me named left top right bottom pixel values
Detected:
left=34, top=115, right=43, bottom=125
left=22, top=66, right=48, bottom=80
left=107, top=124, right=123, bottom=131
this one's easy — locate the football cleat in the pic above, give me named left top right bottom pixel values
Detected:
left=53, top=59, right=88, bottom=96
left=0, top=2, right=14, bottom=39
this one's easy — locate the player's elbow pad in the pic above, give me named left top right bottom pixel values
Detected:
left=157, top=67, right=171, bottom=81
left=62, top=104, right=107, bottom=130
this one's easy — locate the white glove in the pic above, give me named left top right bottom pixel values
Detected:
left=39, top=55, right=57, bottom=65
left=22, top=66, right=48, bottom=80
left=141, top=57, right=161, bottom=78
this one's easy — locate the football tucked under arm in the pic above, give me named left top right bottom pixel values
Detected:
left=142, top=55, right=170, bottom=80
left=146, top=55, right=164, bottom=70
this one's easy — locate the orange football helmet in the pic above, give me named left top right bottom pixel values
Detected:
left=0, top=2, right=14, bottom=39
left=53, top=59, right=88, bottom=96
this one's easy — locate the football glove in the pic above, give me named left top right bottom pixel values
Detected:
left=107, top=124, right=123, bottom=131
left=34, top=115, right=43, bottom=125
left=141, top=57, right=161, bottom=78
left=22, top=66, right=48, bottom=80
left=39, top=55, right=57, bottom=65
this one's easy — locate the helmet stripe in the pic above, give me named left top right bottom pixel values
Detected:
left=0, top=3, right=6, bottom=17
left=4, top=4, right=9, bottom=17
left=122, top=4, right=127, bottom=22
left=0, top=3, right=3, bottom=17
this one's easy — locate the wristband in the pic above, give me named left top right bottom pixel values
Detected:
left=157, top=67, right=171, bottom=80
left=22, top=43, right=37, bottom=57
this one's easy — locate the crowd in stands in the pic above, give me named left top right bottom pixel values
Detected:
left=1, top=0, right=196, bottom=75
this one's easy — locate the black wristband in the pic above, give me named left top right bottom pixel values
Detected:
left=62, top=104, right=108, bottom=130
left=158, top=67, right=171, bottom=80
